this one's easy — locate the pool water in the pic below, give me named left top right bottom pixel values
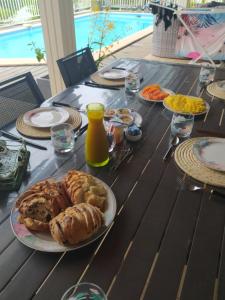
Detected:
left=0, top=13, right=153, bottom=59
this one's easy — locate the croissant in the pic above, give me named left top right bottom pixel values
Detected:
left=16, top=179, right=71, bottom=231
left=63, top=170, right=107, bottom=211
left=49, top=203, right=104, bottom=245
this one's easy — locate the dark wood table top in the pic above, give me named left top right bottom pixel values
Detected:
left=1, top=59, right=225, bottom=300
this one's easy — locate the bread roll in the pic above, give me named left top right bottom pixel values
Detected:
left=63, top=170, right=107, bottom=211
left=49, top=203, right=103, bottom=245
left=16, top=179, right=70, bottom=232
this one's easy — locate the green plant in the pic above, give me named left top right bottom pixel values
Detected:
left=28, top=41, right=45, bottom=62
left=88, top=3, right=119, bottom=68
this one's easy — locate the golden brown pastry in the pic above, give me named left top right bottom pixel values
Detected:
left=16, top=179, right=71, bottom=232
left=49, top=203, right=104, bottom=245
left=63, top=170, right=107, bottom=211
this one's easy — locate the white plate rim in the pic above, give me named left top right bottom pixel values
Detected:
left=23, top=107, right=70, bottom=128
left=138, top=88, right=175, bottom=103
left=163, top=96, right=210, bottom=116
left=99, top=69, right=128, bottom=80
left=193, top=137, right=225, bottom=172
left=132, top=111, right=143, bottom=127
left=10, top=178, right=117, bottom=252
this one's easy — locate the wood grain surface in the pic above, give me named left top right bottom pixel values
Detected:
left=1, top=59, right=225, bottom=300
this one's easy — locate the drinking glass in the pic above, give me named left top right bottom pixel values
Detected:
left=171, top=113, right=194, bottom=138
left=125, top=71, right=141, bottom=93
left=51, top=123, right=74, bottom=153
left=61, top=282, right=107, bottom=300
left=199, top=63, right=216, bottom=85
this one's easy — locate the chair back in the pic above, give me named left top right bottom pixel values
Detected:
left=57, top=47, right=97, bottom=88
left=0, top=72, right=45, bottom=129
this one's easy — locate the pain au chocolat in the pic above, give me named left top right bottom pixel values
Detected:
left=49, top=203, right=103, bottom=245
left=16, top=179, right=70, bottom=232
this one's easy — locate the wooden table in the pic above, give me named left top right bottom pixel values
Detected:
left=1, top=59, right=225, bottom=300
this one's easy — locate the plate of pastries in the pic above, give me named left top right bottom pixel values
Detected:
left=10, top=170, right=117, bottom=252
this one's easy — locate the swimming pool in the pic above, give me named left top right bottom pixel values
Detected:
left=0, top=13, right=153, bottom=59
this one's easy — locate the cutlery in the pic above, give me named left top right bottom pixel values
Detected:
left=111, top=148, right=133, bottom=171
left=0, top=130, right=47, bottom=150
left=111, top=67, right=126, bottom=70
left=52, top=101, right=85, bottom=112
left=163, top=135, right=180, bottom=161
left=74, top=124, right=88, bottom=141
left=187, top=184, right=225, bottom=198
left=52, top=101, right=81, bottom=110
left=196, top=129, right=225, bottom=138
left=84, top=81, right=120, bottom=91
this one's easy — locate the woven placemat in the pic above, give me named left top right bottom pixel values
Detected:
left=90, top=71, right=125, bottom=87
left=207, top=81, right=225, bottom=100
left=16, top=108, right=82, bottom=139
left=174, top=137, right=225, bottom=188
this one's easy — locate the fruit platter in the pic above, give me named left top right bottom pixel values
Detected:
left=163, top=94, right=209, bottom=116
left=139, top=84, right=174, bottom=102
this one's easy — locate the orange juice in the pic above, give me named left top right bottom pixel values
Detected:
left=85, top=103, right=109, bottom=167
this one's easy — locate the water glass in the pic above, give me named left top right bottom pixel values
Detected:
left=51, top=123, right=74, bottom=153
left=199, top=63, right=216, bottom=84
left=61, top=282, right=107, bottom=300
left=171, top=113, right=194, bottom=138
left=125, top=71, right=140, bottom=93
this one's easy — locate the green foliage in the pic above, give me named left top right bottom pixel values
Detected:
left=28, top=41, right=45, bottom=62
left=88, top=3, right=119, bottom=68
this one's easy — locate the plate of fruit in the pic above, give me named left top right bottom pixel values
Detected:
left=139, top=84, right=174, bottom=103
left=163, top=94, right=210, bottom=116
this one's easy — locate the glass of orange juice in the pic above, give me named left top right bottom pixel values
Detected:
left=85, top=103, right=109, bottom=167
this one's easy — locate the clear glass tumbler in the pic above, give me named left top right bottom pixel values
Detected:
left=61, top=282, right=107, bottom=300
left=171, top=113, right=194, bottom=138
left=199, top=63, right=216, bottom=85
left=51, top=123, right=74, bottom=153
left=125, top=71, right=140, bottom=93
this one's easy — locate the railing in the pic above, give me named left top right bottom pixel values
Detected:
left=0, top=0, right=91, bottom=24
left=73, top=0, right=91, bottom=11
left=0, top=0, right=39, bottom=23
left=0, top=0, right=223, bottom=25
left=100, top=0, right=147, bottom=9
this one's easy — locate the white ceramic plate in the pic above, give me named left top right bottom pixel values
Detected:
left=132, top=111, right=143, bottom=127
left=163, top=97, right=210, bottom=116
left=23, top=107, right=70, bottom=128
left=10, top=178, right=117, bottom=252
left=193, top=138, right=225, bottom=172
left=99, top=69, right=128, bottom=80
left=139, top=88, right=174, bottom=103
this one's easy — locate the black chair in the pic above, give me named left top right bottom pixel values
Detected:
left=57, top=47, right=97, bottom=88
left=0, top=72, right=45, bottom=129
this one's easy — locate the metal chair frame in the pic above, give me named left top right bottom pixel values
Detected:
left=0, top=72, right=45, bottom=105
left=0, top=72, right=45, bottom=129
left=57, top=47, right=97, bottom=88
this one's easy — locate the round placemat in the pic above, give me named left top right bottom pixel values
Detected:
left=174, top=137, right=225, bottom=188
left=207, top=81, right=225, bottom=100
left=16, top=108, right=82, bottom=139
left=90, top=72, right=125, bottom=87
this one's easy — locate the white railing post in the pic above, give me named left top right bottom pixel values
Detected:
left=38, top=0, right=76, bottom=95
